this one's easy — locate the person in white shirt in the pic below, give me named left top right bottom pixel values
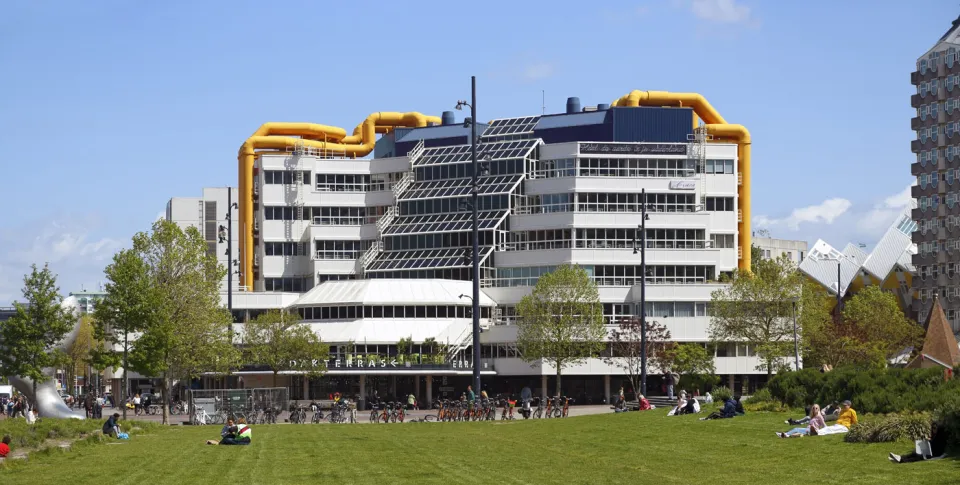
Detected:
left=133, top=394, right=142, bottom=415
left=25, top=408, right=38, bottom=424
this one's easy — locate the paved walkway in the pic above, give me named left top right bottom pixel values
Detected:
left=92, top=404, right=615, bottom=425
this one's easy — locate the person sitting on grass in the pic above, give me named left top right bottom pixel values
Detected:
left=787, top=401, right=839, bottom=425
left=0, top=434, right=11, bottom=458
left=734, top=396, right=746, bottom=416
left=208, top=417, right=252, bottom=445
left=700, top=397, right=737, bottom=420
left=777, top=404, right=826, bottom=438
left=890, top=422, right=948, bottom=463
left=638, top=394, right=652, bottom=411
left=103, top=412, right=121, bottom=438
left=668, top=395, right=688, bottom=416
left=817, top=400, right=858, bottom=436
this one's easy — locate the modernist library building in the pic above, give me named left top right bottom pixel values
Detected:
left=166, top=93, right=761, bottom=406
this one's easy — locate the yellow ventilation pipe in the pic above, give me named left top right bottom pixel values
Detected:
left=611, top=90, right=751, bottom=272
left=237, top=112, right=441, bottom=289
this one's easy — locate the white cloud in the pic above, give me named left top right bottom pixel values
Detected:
left=521, top=62, right=555, bottom=82
left=0, top=216, right=123, bottom=305
left=756, top=184, right=915, bottom=249
left=856, top=184, right=914, bottom=236
left=756, top=198, right=852, bottom=231
left=690, top=0, right=752, bottom=23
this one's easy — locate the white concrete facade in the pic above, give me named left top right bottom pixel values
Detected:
left=754, top=236, right=809, bottom=266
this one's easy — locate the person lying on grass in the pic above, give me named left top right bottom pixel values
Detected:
left=890, top=422, right=948, bottom=463
left=786, top=401, right=839, bottom=425
left=777, top=404, right=826, bottom=438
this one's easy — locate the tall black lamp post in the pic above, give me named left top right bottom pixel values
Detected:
left=632, top=188, right=650, bottom=396
left=218, top=188, right=239, bottom=324
left=456, top=76, right=482, bottom=393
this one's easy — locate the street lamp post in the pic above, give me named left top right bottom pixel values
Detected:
left=791, top=300, right=800, bottom=370
left=218, top=188, right=239, bottom=325
left=456, top=76, right=482, bottom=393
left=632, top=188, right=650, bottom=396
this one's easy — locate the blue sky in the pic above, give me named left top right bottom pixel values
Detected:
left=0, top=0, right=951, bottom=304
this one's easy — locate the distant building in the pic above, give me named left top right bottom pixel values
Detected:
left=753, top=236, right=808, bottom=266
left=69, top=290, right=106, bottom=315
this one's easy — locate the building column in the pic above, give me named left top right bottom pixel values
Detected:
left=359, top=375, right=366, bottom=411
left=728, top=374, right=735, bottom=391
left=303, top=375, right=310, bottom=400
left=415, top=376, right=421, bottom=402
left=603, top=375, right=611, bottom=404
left=541, top=374, right=548, bottom=399
left=390, top=375, right=396, bottom=398
left=425, top=376, right=433, bottom=408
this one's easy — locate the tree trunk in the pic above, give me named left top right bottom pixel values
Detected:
left=555, top=363, right=562, bottom=397
left=766, top=358, right=773, bottom=379
left=161, top=376, right=170, bottom=425
left=273, top=370, right=278, bottom=389
left=32, top=379, right=38, bottom=416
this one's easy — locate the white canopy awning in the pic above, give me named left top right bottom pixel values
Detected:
left=292, top=279, right=497, bottom=307
left=306, top=319, right=472, bottom=345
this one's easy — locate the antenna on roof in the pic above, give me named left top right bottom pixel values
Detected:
left=541, top=90, right=545, bottom=115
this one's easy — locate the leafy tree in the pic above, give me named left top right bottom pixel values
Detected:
left=660, top=343, right=717, bottom=392
left=603, top=316, right=671, bottom=398
left=709, top=254, right=802, bottom=378
left=126, top=220, right=240, bottom=424
left=92, top=248, right=155, bottom=420
left=64, top=314, right=96, bottom=397
left=806, top=286, right=923, bottom=368
left=516, top=264, right=606, bottom=396
left=397, top=335, right=415, bottom=363
left=243, top=309, right=329, bottom=387
left=0, top=264, right=75, bottom=411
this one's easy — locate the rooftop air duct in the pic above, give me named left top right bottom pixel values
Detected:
left=566, top=97, right=581, bottom=114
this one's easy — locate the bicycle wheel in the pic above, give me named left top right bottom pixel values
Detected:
left=370, top=410, right=379, bottom=423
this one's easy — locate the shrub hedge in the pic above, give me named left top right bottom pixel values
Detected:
left=844, top=412, right=932, bottom=443
left=766, top=366, right=960, bottom=414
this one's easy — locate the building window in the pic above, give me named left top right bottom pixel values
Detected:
left=263, top=170, right=310, bottom=185
left=709, top=234, right=735, bottom=249
left=264, top=242, right=307, bottom=256
left=705, top=197, right=735, bottom=211
left=264, top=276, right=314, bottom=292
left=315, top=240, right=372, bottom=260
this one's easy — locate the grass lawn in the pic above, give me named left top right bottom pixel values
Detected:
left=2, top=410, right=957, bottom=484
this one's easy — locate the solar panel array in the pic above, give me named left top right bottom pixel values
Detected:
left=417, top=139, right=540, bottom=166
left=383, top=211, right=507, bottom=235
left=400, top=174, right=523, bottom=200
left=481, top=116, right=540, bottom=139
left=366, top=247, right=494, bottom=272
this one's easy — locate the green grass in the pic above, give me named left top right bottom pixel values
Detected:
left=1, top=411, right=957, bottom=484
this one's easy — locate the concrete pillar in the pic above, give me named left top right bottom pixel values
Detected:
left=541, top=375, right=548, bottom=399
left=603, top=375, right=611, bottom=404
left=415, top=375, right=421, bottom=402
left=425, top=376, right=433, bottom=408
left=359, top=375, right=366, bottom=411
left=390, top=375, right=397, bottom=398
left=728, top=374, right=735, bottom=391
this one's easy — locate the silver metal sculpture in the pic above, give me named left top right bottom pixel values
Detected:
left=5, top=296, right=86, bottom=419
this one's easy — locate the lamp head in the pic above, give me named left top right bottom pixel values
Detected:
left=455, top=100, right=468, bottom=111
